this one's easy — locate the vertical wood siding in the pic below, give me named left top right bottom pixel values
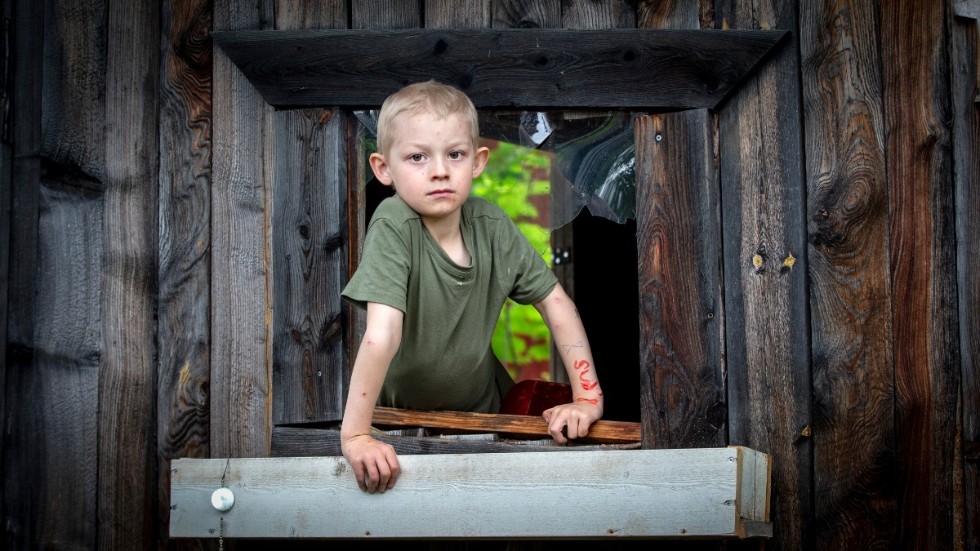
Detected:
left=100, top=0, right=160, bottom=546
left=952, top=8, right=980, bottom=547
left=272, top=2, right=349, bottom=425
left=882, top=1, right=960, bottom=549
left=799, top=1, right=897, bottom=548
left=3, top=1, right=978, bottom=549
left=210, top=0, right=273, bottom=459
left=157, top=0, right=213, bottom=541
left=716, top=0, right=814, bottom=547
left=635, top=1, right=727, bottom=452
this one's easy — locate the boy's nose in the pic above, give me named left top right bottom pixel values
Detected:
left=430, top=158, right=449, bottom=178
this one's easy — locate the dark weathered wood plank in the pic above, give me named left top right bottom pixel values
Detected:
left=372, top=406, right=640, bottom=443
left=211, top=0, right=274, bottom=459
left=100, top=0, right=160, bottom=546
left=275, top=0, right=347, bottom=29
left=271, top=2, right=349, bottom=429
left=799, top=1, right=898, bottom=549
left=40, top=0, right=106, bottom=182
left=634, top=0, right=725, bottom=455
left=952, top=8, right=980, bottom=549
left=425, top=0, right=491, bottom=28
left=35, top=181, right=102, bottom=549
left=562, top=0, right=636, bottom=28
left=272, top=426, right=639, bottom=457
left=351, top=0, right=419, bottom=29
left=635, top=112, right=725, bottom=450
left=157, top=0, right=213, bottom=545
left=273, top=109, right=349, bottom=424
left=716, top=1, right=813, bottom=549
left=882, top=1, right=959, bottom=549
left=493, top=0, right=561, bottom=29
left=210, top=28, right=787, bottom=109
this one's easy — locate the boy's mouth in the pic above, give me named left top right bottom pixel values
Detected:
left=428, top=188, right=454, bottom=197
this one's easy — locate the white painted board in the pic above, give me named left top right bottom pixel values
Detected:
left=171, top=447, right=770, bottom=539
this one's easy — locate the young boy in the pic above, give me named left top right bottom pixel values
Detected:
left=341, top=80, right=603, bottom=493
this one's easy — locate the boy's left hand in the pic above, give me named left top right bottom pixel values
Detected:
left=541, top=402, right=603, bottom=444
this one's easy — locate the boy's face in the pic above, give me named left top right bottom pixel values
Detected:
left=370, top=110, right=489, bottom=228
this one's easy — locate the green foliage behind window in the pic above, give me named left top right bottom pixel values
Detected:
left=472, top=141, right=553, bottom=381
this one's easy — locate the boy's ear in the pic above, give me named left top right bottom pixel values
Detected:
left=369, top=152, right=394, bottom=186
left=471, top=146, right=490, bottom=179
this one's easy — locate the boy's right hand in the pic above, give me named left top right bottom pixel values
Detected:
left=341, top=434, right=401, bottom=493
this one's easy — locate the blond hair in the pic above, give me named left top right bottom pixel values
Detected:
left=376, top=80, right=480, bottom=156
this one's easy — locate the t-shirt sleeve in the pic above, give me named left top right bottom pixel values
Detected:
left=499, top=217, right=558, bottom=305
left=341, top=218, right=411, bottom=312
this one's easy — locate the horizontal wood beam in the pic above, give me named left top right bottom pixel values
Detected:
left=371, top=406, right=640, bottom=444
left=171, top=447, right=771, bottom=539
left=211, top=28, right=787, bottom=109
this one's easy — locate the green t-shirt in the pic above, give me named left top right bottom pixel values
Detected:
left=342, top=195, right=557, bottom=413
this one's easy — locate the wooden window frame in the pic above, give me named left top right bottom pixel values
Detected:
left=212, top=28, right=786, bottom=453
left=174, top=28, right=788, bottom=541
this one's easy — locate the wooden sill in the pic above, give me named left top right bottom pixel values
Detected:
left=171, top=447, right=772, bottom=539
left=371, top=406, right=640, bottom=444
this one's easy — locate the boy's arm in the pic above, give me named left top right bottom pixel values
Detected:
left=533, top=283, right=604, bottom=444
left=341, top=301, right=403, bottom=493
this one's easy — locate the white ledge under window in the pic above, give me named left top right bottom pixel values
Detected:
left=170, top=447, right=771, bottom=540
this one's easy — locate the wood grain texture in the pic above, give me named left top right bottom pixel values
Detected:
left=272, top=426, right=640, bottom=456
left=157, top=0, right=213, bottom=545
left=171, top=448, right=770, bottom=539
left=635, top=112, right=726, bottom=450
left=493, top=0, right=561, bottom=29
left=715, top=0, right=813, bottom=548
left=561, top=0, right=636, bottom=28
left=39, top=0, right=106, bottom=182
left=952, top=10, right=980, bottom=549
left=35, top=181, right=102, bottom=549
left=272, top=109, right=349, bottom=424
left=211, top=0, right=274, bottom=459
left=634, top=0, right=725, bottom=454
left=351, top=0, right=420, bottom=29
left=271, top=1, right=349, bottom=428
left=799, top=1, right=897, bottom=549
left=882, top=1, right=959, bottom=549
left=100, top=0, right=160, bottom=546
left=210, top=28, right=786, bottom=109
left=425, top=0, right=492, bottom=28
left=372, top=406, right=640, bottom=443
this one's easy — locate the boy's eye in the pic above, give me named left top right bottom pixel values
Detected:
left=448, top=150, right=464, bottom=160
left=409, top=153, right=425, bottom=162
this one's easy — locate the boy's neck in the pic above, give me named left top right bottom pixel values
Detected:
left=421, top=212, right=470, bottom=266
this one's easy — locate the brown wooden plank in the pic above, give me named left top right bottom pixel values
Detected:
left=952, top=9, right=980, bottom=549
left=211, top=0, right=274, bottom=459
left=210, top=28, right=787, bottom=109
left=272, top=0, right=350, bottom=425
left=372, top=407, right=640, bottom=444
left=425, top=0, right=491, bottom=28
left=272, top=426, right=639, bottom=457
left=100, top=0, right=160, bottom=546
left=953, top=8, right=980, bottom=550
left=715, top=1, right=813, bottom=549
left=798, top=1, right=898, bottom=549
left=635, top=112, right=725, bottom=450
left=882, top=1, right=959, bottom=549
left=634, top=1, right=726, bottom=454
left=157, top=0, right=213, bottom=546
